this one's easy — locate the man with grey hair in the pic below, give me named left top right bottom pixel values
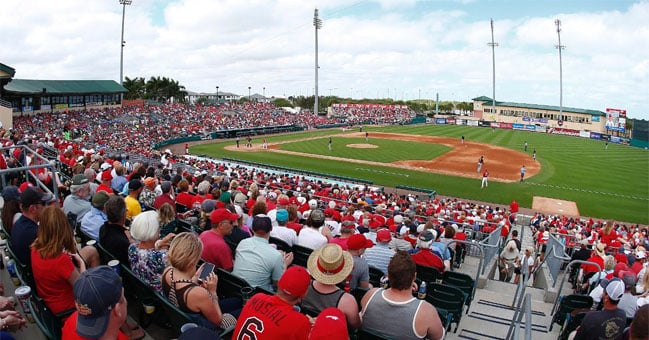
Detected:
left=83, top=168, right=99, bottom=195
left=63, top=174, right=92, bottom=224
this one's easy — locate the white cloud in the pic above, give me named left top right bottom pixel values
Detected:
left=0, top=0, right=647, bottom=119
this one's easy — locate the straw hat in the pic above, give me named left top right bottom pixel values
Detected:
left=307, top=244, right=353, bottom=285
left=595, top=242, right=606, bottom=258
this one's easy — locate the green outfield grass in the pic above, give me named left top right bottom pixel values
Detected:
left=190, top=125, right=649, bottom=224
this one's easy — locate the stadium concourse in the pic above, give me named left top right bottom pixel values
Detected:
left=0, top=103, right=647, bottom=339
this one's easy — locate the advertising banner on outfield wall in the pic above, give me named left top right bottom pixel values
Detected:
left=512, top=123, right=525, bottom=130
left=590, top=132, right=601, bottom=140
left=467, top=120, right=479, bottom=127
left=547, top=127, right=580, bottom=136
left=436, top=118, right=446, bottom=124
left=455, top=119, right=465, bottom=125
left=526, top=125, right=537, bottom=131
left=579, top=131, right=591, bottom=138
left=500, top=123, right=513, bottom=129
left=479, top=121, right=491, bottom=127
left=446, top=118, right=456, bottom=125
left=600, top=134, right=610, bottom=141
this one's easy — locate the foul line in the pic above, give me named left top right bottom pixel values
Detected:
left=526, top=182, right=648, bottom=201
left=355, top=167, right=410, bottom=177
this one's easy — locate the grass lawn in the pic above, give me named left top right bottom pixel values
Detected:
left=190, top=125, right=649, bottom=224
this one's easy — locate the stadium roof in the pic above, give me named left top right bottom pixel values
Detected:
left=472, top=96, right=606, bottom=116
left=0, top=63, right=15, bottom=78
left=3, top=79, right=126, bottom=95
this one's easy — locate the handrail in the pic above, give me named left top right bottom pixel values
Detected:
left=0, top=145, right=60, bottom=198
left=507, top=277, right=531, bottom=339
left=550, top=259, right=601, bottom=316
left=479, top=225, right=503, bottom=275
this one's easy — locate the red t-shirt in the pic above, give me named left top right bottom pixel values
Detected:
left=96, top=184, right=113, bottom=195
left=411, top=249, right=445, bottom=273
left=175, top=192, right=194, bottom=208
left=581, top=255, right=605, bottom=274
left=600, top=230, right=618, bottom=246
left=62, top=311, right=129, bottom=340
left=287, top=222, right=303, bottom=236
left=31, top=250, right=77, bottom=315
left=329, top=237, right=350, bottom=251
left=233, top=293, right=311, bottom=340
left=199, top=230, right=233, bottom=271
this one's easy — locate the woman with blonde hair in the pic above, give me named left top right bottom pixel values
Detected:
left=513, top=246, right=537, bottom=284
left=128, top=211, right=174, bottom=293
left=161, top=232, right=239, bottom=330
left=158, top=202, right=177, bottom=238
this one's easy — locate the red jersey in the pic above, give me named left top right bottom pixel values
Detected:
left=233, top=293, right=311, bottom=340
left=62, top=311, right=128, bottom=340
left=411, top=249, right=445, bottom=272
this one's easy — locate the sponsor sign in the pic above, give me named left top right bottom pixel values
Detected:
left=478, top=121, right=492, bottom=127
left=40, top=104, right=51, bottom=111
left=500, top=123, right=513, bottom=129
left=525, top=125, right=537, bottom=131
left=54, top=103, right=69, bottom=109
left=446, top=118, right=456, bottom=125
left=512, top=123, right=525, bottom=130
left=610, top=136, right=621, bottom=143
left=466, top=120, right=479, bottom=127
left=605, top=108, right=626, bottom=132
left=455, top=119, right=465, bottom=125
left=547, top=127, right=580, bottom=136
left=436, top=118, right=446, bottom=124
left=331, top=103, right=408, bottom=109
left=22, top=106, right=33, bottom=112
left=590, top=132, right=601, bottom=140
left=579, top=131, right=591, bottom=138
left=592, top=116, right=600, bottom=122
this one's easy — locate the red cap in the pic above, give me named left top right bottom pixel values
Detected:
left=18, top=182, right=33, bottom=193
left=376, top=229, right=392, bottom=242
left=347, top=234, right=374, bottom=250
left=210, top=208, right=238, bottom=224
left=101, top=170, right=112, bottom=181
left=309, top=307, right=348, bottom=340
left=278, top=266, right=311, bottom=297
left=278, top=197, right=290, bottom=205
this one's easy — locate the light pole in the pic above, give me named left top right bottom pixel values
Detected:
left=487, top=18, right=499, bottom=117
left=313, top=8, right=322, bottom=115
left=248, top=86, right=251, bottom=101
left=263, top=87, right=265, bottom=99
left=119, top=0, right=132, bottom=87
left=555, top=19, right=565, bottom=120
left=216, top=86, right=219, bottom=103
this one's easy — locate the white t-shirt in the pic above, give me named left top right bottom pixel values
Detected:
left=297, top=227, right=327, bottom=250
left=270, top=226, right=298, bottom=247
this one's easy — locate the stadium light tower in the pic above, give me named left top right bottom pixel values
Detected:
left=313, top=8, right=322, bottom=115
left=487, top=18, right=499, bottom=117
left=216, top=86, right=219, bottom=102
left=248, top=86, right=251, bottom=101
left=119, top=0, right=132, bottom=87
left=555, top=19, right=565, bottom=119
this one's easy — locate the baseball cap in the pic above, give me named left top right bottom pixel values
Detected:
left=233, top=193, right=247, bottom=205
left=178, top=326, right=221, bottom=339
left=160, top=181, right=172, bottom=193
left=210, top=208, right=238, bottom=225
left=71, top=174, right=89, bottom=186
left=219, top=191, right=231, bottom=203
left=128, top=179, right=142, bottom=191
left=310, top=209, right=325, bottom=224
left=603, top=278, right=625, bottom=301
left=278, top=266, right=311, bottom=298
left=201, top=200, right=217, bottom=213
left=20, top=187, right=55, bottom=207
left=1, top=185, right=20, bottom=202
left=347, top=234, right=374, bottom=250
left=277, top=197, right=290, bottom=205
left=276, top=209, right=289, bottom=222
left=621, top=273, right=636, bottom=289
left=309, top=307, right=349, bottom=340
left=636, top=251, right=647, bottom=260
left=73, top=266, right=123, bottom=338
left=419, top=230, right=435, bottom=242
left=100, top=170, right=112, bottom=182
left=91, top=191, right=110, bottom=210
left=376, top=229, right=392, bottom=242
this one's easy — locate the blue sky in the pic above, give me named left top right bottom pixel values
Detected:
left=1, top=0, right=647, bottom=119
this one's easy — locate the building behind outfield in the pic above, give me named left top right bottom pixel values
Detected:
left=472, top=96, right=610, bottom=134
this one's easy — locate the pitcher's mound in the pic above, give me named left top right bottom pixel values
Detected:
left=532, top=196, right=580, bottom=216
left=346, top=143, right=378, bottom=149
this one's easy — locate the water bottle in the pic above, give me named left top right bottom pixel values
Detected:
left=417, top=281, right=427, bottom=300
left=344, top=279, right=351, bottom=293
left=6, top=257, right=16, bottom=277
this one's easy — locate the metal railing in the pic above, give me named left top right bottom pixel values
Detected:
left=550, top=259, right=601, bottom=317
left=0, top=145, right=60, bottom=198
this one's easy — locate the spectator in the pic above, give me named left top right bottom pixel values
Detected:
left=573, top=279, right=626, bottom=340
left=410, top=230, right=446, bottom=273
left=161, top=232, right=238, bottom=330
left=153, top=181, right=175, bottom=212
left=328, top=221, right=356, bottom=251
left=158, top=202, right=177, bottom=238
left=175, top=180, right=193, bottom=209
left=80, top=191, right=109, bottom=241
left=111, top=165, right=127, bottom=193
left=233, top=266, right=313, bottom=339
left=125, top=179, right=143, bottom=221
left=30, top=206, right=98, bottom=316
left=303, top=244, right=361, bottom=329
left=0, top=185, right=22, bottom=235
left=498, top=239, right=519, bottom=282
left=628, top=304, right=649, bottom=340
left=0, top=310, right=26, bottom=335
left=139, top=177, right=158, bottom=209
left=200, top=208, right=238, bottom=271
left=11, top=187, right=55, bottom=264
left=360, top=251, right=445, bottom=340
left=363, top=229, right=395, bottom=275
left=232, top=215, right=293, bottom=292
left=61, top=266, right=129, bottom=339
left=270, top=209, right=297, bottom=247
left=128, top=211, right=174, bottom=293
left=514, top=246, right=538, bottom=285
left=297, top=209, right=328, bottom=249
left=618, top=274, right=638, bottom=319
left=347, top=233, right=374, bottom=290
left=308, top=307, right=349, bottom=340
left=99, top=195, right=131, bottom=267
left=96, top=170, right=114, bottom=195
left=63, top=174, right=92, bottom=224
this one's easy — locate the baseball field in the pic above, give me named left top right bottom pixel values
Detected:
left=190, top=124, right=649, bottom=225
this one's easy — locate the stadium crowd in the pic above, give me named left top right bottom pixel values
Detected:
left=0, top=102, right=646, bottom=339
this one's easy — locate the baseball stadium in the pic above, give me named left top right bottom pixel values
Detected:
left=0, top=54, right=648, bottom=339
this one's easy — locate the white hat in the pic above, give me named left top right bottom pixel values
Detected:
left=308, top=199, right=318, bottom=209
left=604, top=279, right=625, bottom=301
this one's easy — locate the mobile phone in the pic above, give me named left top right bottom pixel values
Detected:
left=198, top=262, right=215, bottom=283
